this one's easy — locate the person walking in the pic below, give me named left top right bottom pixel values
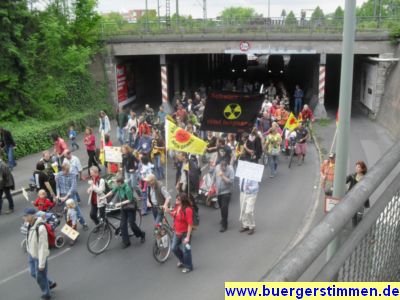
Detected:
left=87, top=166, right=106, bottom=225
left=121, top=145, right=140, bottom=192
left=0, top=127, right=16, bottom=170
left=151, top=130, right=165, bottom=180
left=214, top=160, right=234, bottom=232
left=293, top=84, right=304, bottom=116
left=23, top=207, right=57, bottom=300
left=264, top=126, right=282, bottom=178
left=165, top=193, right=194, bottom=273
left=143, top=173, right=171, bottom=224
left=51, top=133, right=68, bottom=169
left=346, top=161, right=370, bottom=227
left=0, top=151, right=15, bottom=214
left=294, top=122, right=309, bottom=165
left=67, top=125, right=79, bottom=151
left=83, top=127, right=100, bottom=175
left=320, top=152, right=336, bottom=196
left=99, top=111, right=111, bottom=135
left=238, top=178, right=259, bottom=235
left=117, top=107, right=128, bottom=145
left=63, top=149, right=84, bottom=201
left=55, top=163, right=88, bottom=230
left=103, top=176, right=145, bottom=248
left=33, top=162, right=56, bottom=201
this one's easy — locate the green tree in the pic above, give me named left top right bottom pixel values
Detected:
left=285, top=11, right=297, bottom=27
left=220, top=7, right=261, bottom=23
left=330, top=6, right=344, bottom=28
left=311, top=6, right=325, bottom=25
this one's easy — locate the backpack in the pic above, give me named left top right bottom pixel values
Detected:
left=31, top=222, right=56, bottom=248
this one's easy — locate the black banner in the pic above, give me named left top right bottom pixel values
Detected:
left=200, top=92, right=264, bottom=133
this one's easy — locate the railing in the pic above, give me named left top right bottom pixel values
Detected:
left=100, top=16, right=398, bottom=38
left=262, top=140, right=400, bottom=282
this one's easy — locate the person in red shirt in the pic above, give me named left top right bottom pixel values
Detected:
left=138, top=117, right=151, bottom=137
left=299, top=104, right=315, bottom=124
left=166, top=193, right=193, bottom=273
left=33, top=189, right=55, bottom=212
left=83, top=127, right=100, bottom=175
left=175, top=104, right=188, bottom=123
left=51, top=133, right=68, bottom=167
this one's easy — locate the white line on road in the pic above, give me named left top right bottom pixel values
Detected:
left=0, top=247, right=71, bottom=286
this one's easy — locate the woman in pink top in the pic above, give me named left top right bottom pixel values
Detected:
left=84, top=127, right=100, bottom=175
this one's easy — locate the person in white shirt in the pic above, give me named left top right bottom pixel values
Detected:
left=23, top=207, right=56, bottom=299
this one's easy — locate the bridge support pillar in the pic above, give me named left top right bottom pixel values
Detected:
left=183, top=57, right=190, bottom=92
left=314, top=53, right=328, bottom=119
left=160, top=55, right=172, bottom=114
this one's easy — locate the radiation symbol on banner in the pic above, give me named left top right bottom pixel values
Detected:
left=223, top=103, right=242, bottom=120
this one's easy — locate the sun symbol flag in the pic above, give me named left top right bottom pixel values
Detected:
left=284, top=112, right=300, bottom=131
left=165, top=118, right=207, bottom=155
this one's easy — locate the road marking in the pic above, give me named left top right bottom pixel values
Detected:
left=0, top=248, right=71, bottom=286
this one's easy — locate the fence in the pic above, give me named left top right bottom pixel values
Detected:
left=100, top=16, right=398, bottom=38
left=262, top=140, right=400, bottom=282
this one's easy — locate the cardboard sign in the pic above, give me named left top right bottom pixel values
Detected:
left=235, top=160, right=264, bottom=182
left=61, top=224, right=80, bottom=240
left=324, top=196, right=340, bottom=213
left=104, top=146, right=122, bottom=163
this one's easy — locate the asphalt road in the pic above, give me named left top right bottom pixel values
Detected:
left=0, top=145, right=319, bottom=300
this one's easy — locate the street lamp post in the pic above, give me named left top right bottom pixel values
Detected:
left=268, top=0, right=271, bottom=19
left=326, top=0, right=357, bottom=279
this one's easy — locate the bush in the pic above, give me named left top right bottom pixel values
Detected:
left=2, top=105, right=112, bottom=159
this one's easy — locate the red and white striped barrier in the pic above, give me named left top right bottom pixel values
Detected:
left=319, top=65, right=326, bottom=104
left=161, top=65, right=168, bottom=103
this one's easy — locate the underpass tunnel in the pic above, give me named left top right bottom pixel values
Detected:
left=114, top=52, right=380, bottom=116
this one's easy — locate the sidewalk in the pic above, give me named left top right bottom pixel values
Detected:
left=6, top=120, right=119, bottom=196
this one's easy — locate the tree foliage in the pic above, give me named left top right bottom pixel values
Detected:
left=0, top=0, right=106, bottom=122
left=285, top=11, right=297, bottom=26
left=220, top=7, right=262, bottom=22
left=311, top=6, right=325, bottom=25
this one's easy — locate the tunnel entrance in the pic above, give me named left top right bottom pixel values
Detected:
left=113, top=53, right=374, bottom=117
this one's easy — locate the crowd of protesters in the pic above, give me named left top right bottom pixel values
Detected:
left=0, top=79, right=372, bottom=299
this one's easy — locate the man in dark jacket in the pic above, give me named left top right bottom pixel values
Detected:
left=0, top=127, right=16, bottom=170
left=0, top=149, right=15, bottom=214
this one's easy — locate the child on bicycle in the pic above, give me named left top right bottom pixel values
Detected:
left=33, top=189, right=55, bottom=212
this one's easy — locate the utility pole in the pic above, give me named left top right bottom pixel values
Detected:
left=176, top=0, right=179, bottom=28
left=165, top=0, right=171, bottom=28
left=145, top=0, right=149, bottom=31
left=203, top=0, right=207, bottom=20
left=326, top=0, right=356, bottom=277
left=268, top=0, right=270, bottom=19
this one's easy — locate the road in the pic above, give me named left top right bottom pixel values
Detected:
left=0, top=145, right=319, bottom=300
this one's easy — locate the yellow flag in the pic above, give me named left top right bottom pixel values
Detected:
left=99, top=130, right=105, bottom=165
left=284, top=112, right=299, bottom=131
left=165, top=119, right=207, bottom=155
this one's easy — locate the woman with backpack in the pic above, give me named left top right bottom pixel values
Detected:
left=165, top=193, right=194, bottom=273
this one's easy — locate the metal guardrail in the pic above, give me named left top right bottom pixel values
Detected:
left=261, top=140, right=400, bottom=282
left=100, top=16, right=398, bottom=38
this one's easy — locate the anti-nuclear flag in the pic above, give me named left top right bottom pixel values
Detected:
left=201, top=92, right=264, bottom=133
left=284, top=112, right=300, bottom=131
left=165, top=119, right=207, bottom=155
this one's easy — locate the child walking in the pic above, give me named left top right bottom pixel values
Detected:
left=68, top=126, right=79, bottom=151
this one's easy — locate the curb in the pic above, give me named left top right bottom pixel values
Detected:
left=271, top=125, right=325, bottom=265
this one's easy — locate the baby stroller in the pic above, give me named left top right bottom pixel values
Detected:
left=197, top=171, right=219, bottom=209
left=20, top=211, right=65, bottom=253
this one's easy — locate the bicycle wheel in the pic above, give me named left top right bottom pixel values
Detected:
left=87, top=222, right=112, bottom=255
left=152, top=227, right=172, bottom=263
left=136, top=209, right=142, bottom=228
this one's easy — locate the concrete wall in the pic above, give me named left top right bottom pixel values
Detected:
left=376, top=46, right=400, bottom=138
left=107, top=37, right=395, bottom=56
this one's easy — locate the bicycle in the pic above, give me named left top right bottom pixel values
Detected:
left=86, top=202, right=142, bottom=255
left=152, top=211, right=173, bottom=263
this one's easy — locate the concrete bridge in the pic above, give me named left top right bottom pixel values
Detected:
left=98, top=32, right=399, bottom=137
